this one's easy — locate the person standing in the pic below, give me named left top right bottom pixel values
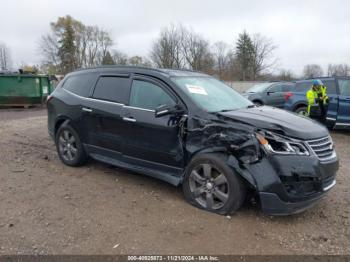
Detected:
left=306, top=79, right=329, bottom=123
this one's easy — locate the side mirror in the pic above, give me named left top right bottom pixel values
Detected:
left=155, top=104, right=184, bottom=118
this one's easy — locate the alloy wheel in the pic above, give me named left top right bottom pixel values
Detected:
left=58, top=130, right=78, bottom=162
left=189, top=163, right=229, bottom=210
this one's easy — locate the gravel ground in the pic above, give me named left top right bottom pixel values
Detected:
left=0, top=108, right=349, bottom=255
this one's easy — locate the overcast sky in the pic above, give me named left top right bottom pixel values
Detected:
left=1, top=0, right=349, bottom=75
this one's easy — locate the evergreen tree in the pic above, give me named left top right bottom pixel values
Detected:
left=235, top=31, right=254, bottom=80
left=56, top=16, right=77, bottom=74
left=101, top=51, right=115, bottom=65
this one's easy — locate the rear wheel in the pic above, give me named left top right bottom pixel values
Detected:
left=294, top=106, right=308, bottom=116
left=55, top=124, right=88, bottom=166
left=183, top=154, right=246, bottom=215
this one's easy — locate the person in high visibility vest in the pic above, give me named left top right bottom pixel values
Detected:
left=306, top=79, right=329, bottom=123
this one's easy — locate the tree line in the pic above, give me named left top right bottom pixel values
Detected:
left=1, top=15, right=350, bottom=81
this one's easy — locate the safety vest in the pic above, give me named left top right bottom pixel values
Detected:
left=306, top=85, right=328, bottom=114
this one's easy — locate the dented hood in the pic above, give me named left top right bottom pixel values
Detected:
left=218, top=106, right=329, bottom=140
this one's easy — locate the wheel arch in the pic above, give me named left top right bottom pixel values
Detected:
left=186, top=148, right=257, bottom=189
left=252, top=99, right=264, bottom=105
left=292, top=103, right=308, bottom=112
left=54, top=117, right=75, bottom=136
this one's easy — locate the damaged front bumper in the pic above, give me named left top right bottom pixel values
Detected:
left=242, top=154, right=339, bottom=215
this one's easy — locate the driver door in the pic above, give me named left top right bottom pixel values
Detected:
left=121, top=76, right=185, bottom=175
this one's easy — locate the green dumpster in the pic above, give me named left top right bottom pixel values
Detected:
left=0, top=74, right=53, bottom=107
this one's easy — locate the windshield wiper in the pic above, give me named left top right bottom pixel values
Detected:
left=247, top=104, right=256, bottom=108
left=216, top=109, right=236, bottom=113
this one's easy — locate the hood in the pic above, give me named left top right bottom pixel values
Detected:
left=218, top=106, right=329, bottom=140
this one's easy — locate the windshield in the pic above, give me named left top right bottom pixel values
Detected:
left=171, top=76, right=253, bottom=112
left=246, top=83, right=272, bottom=93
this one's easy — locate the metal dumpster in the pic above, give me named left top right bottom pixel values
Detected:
left=0, top=74, right=53, bottom=107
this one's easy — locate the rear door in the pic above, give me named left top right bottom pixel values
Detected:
left=122, top=76, right=185, bottom=175
left=84, top=74, right=131, bottom=156
left=335, top=78, right=350, bottom=127
left=265, top=84, right=284, bottom=107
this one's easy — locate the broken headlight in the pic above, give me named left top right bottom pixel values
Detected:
left=256, top=132, right=309, bottom=156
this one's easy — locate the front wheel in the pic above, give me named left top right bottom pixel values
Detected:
left=182, top=154, right=246, bottom=215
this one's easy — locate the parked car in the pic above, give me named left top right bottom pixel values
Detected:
left=242, top=82, right=294, bottom=107
left=47, top=66, right=338, bottom=215
left=284, top=77, right=350, bottom=129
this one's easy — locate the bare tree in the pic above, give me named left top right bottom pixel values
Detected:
left=150, top=24, right=184, bottom=68
left=212, top=41, right=230, bottom=80
left=250, top=34, right=277, bottom=80
left=327, top=63, right=350, bottom=76
left=277, top=69, right=294, bottom=81
left=112, top=50, right=128, bottom=65
left=303, top=64, right=324, bottom=78
left=0, top=42, right=12, bottom=70
left=39, top=34, right=60, bottom=67
left=181, top=29, right=213, bottom=73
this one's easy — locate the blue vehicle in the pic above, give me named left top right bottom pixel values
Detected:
left=284, top=77, right=350, bottom=129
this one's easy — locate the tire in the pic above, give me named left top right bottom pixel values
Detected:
left=294, top=106, right=308, bottom=116
left=55, top=123, right=88, bottom=167
left=182, top=153, right=246, bottom=215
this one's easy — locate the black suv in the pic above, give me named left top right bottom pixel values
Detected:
left=47, top=66, right=338, bottom=215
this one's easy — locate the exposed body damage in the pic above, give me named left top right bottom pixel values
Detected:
left=181, top=108, right=339, bottom=215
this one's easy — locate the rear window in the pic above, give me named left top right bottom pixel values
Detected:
left=92, top=76, right=130, bottom=104
left=338, top=79, right=350, bottom=96
left=268, top=84, right=282, bottom=92
left=294, top=79, right=337, bottom=94
left=322, top=79, right=337, bottom=94
left=63, top=73, right=97, bottom=97
left=281, top=83, right=294, bottom=92
left=294, top=81, right=311, bottom=92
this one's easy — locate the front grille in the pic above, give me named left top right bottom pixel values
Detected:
left=306, top=136, right=335, bottom=161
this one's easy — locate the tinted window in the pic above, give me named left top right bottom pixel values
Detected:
left=281, top=84, right=294, bottom=92
left=322, top=79, right=337, bottom=94
left=338, top=79, right=350, bottom=96
left=268, top=84, right=282, bottom=92
left=92, top=76, right=130, bottom=103
left=129, top=80, right=176, bottom=110
left=246, top=83, right=272, bottom=93
left=63, top=73, right=96, bottom=97
left=295, top=81, right=311, bottom=92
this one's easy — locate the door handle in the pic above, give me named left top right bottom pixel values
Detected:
left=82, top=107, right=93, bottom=113
left=123, top=117, right=136, bottom=122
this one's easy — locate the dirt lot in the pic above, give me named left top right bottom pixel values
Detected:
left=0, top=108, right=349, bottom=255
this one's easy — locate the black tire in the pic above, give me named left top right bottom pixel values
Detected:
left=55, top=123, right=88, bottom=167
left=182, top=153, right=246, bottom=215
left=294, top=106, right=308, bottom=116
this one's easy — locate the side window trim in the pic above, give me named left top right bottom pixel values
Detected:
left=90, top=73, right=130, bottom=98
left=91, top=75, right=131, bottom=104
left=127, top=76, right=178, bottom=110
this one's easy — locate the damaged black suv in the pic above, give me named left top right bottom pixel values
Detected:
left=47, top=66, right=339, bottom=215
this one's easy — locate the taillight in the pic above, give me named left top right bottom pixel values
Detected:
left=46, top=95, right=53, bottom=104
left=284, top=92, right=293, bottom=101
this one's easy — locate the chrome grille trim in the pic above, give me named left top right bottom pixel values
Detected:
left=306, top=136, right=336, bottom=162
